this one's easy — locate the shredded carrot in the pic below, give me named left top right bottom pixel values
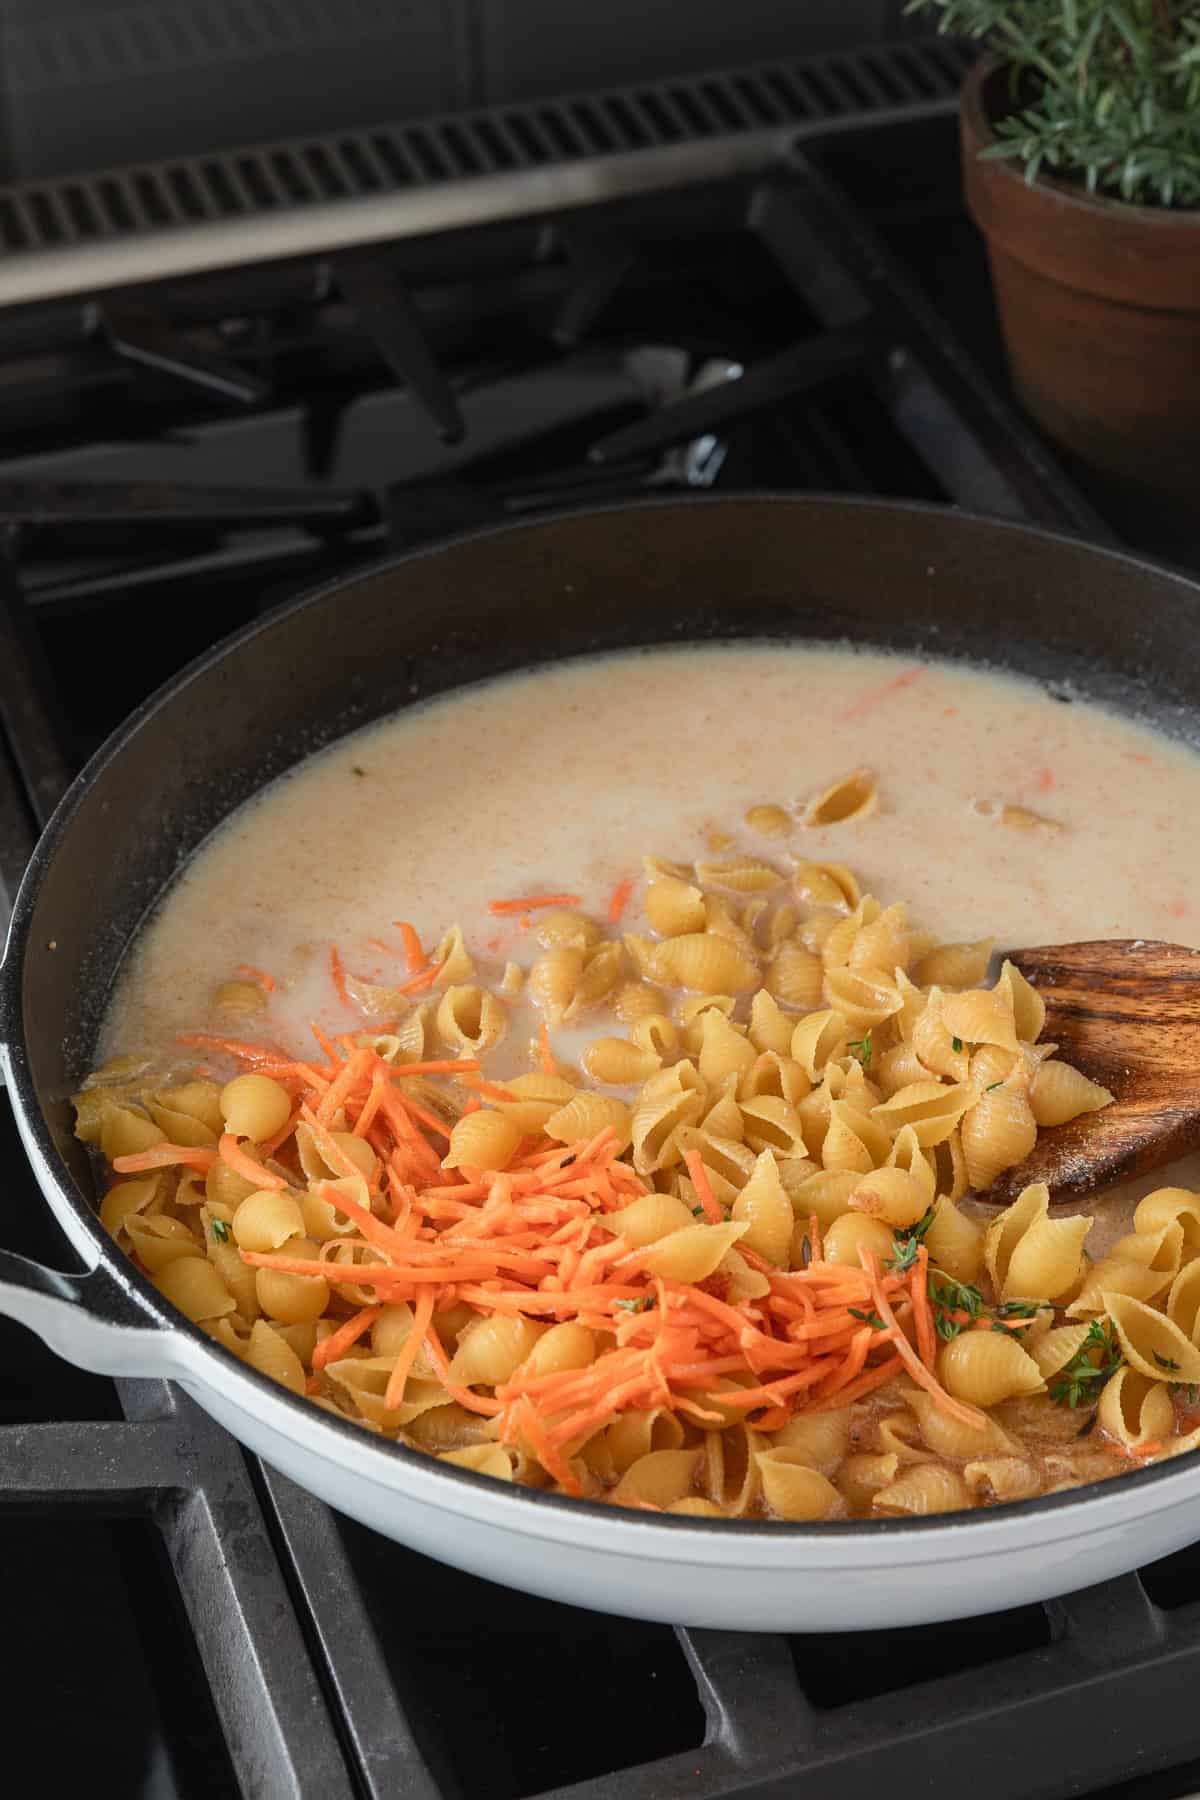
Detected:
left=683, top=1148, right=724, bottom=1225
left=607, top=876, right=635, bottom=925
left=312, top=1305, right=381, bottom=1371
left=236, top=964, right=276, bottom=993
left=219, top=1132, right=286, bottom=1191
left=396, top=961, right=444, bottom=995
left=385, top=1287, right=435, bottom=1410
left=859, top=1248, right=986, bottom=1431
left=488, top=893, right=582, bottom=916
left=113, top=1143, right=218, bottom=1174
left=329, top=945, right=352, bottom=1008
left=149, top=1003, right=997, bottom=1504
left=393, top=921, right=427, bottom=975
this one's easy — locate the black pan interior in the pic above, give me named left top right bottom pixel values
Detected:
left=9, top=494, right=1200, bottom=1216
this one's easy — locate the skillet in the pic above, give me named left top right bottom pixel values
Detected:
left=2, top=494, right=1198, bottom=1632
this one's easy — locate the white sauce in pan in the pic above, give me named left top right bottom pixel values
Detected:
left=102, top=642, right=1200, bottom=1240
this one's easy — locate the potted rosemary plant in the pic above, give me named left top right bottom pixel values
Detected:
left=908, top=1, right=1200, bottom=508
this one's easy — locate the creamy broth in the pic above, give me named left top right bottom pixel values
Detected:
left=88, top=644, right=1200, bottom=1516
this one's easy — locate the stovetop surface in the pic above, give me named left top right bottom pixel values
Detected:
left=2, top=88, right=1200, bottom=1800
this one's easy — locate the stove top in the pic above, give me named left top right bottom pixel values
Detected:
left=2, top=37, right=1200, bottom=1800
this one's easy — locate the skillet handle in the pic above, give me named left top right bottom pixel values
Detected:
left=0, top=1248, right=172, bottom=1377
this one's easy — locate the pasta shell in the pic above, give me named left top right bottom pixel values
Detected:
left=731, top=1151, right=793, bottom=1265
left=520, top=1322, right=596, bottom=1380
left=910, top=991, right=970, bottom=1084
left=993, top=959, right=1046, bottom=1041
left=821, top=1100, right=892, bottom=1175
left=673, top=1127, right=757, bottom=1190
left=1104, top=1292, right=1200, bottom=1385
left=1135, top=1187, right=1200, bottom=1255
left=442, top=1110, right=523, bottom=1171
left=449, top=1315, right=545, bottom=1387
left=494, top=1073, right=578, bottom=1134
left=645, top=875, right=707, bottom=937
left=960, top=1085, right=1038, bottom=1192
left=804, top=766, right=878, bottom=827
left=631, top=1062, right=706, bottom=1173
left=822, top=968, right=903, bottom=1034
left=604, top=1409, right=686, bottom=1475
left=147, top=1090, right=219, bottom=1148
left=1097, top=1366, right=1175, bottom=1448
left=697, top=1011, right=757, bottom=1085
left=848, top=903, right=910, bottom=976
left=963, top=1458, right=1042, bottom=1504
left=985, top=1183, right=1092, bottom=1302
left=884, top=1124, right=936, bottom=1205
left=154, top=1257, right=236, bottom=1324
left=100, top=1175, right=164, bottom=1245
left=1167, top=1260, right=1200, bottom=1343
left=790, top=1009, right=849, bottom=1080
left=342, top=971, right=410, bottom=1023
left=792, top=860, right=860, bottom=911
left=544, top=1093, right=632, bottom=1151
left=904, top=1390, right=1016, bottom=1459
left=694, top=857, right=784, bottom=893
left=912, top=938, right=995, bottom=990
left=871, top=1080, right=974, bottom=1148
left=740, top=1095, right=809, bottom=1159
left=214, top=979, right=267, bottom=1020
left=244, top=1320, right=306, bottom=1395
left=432, top=924, right=474, bottom=986
left=875, top=1042, right=927, bottom=1097
left=642, top=1220, right=749, bottom=1283
left=744, top=804, right=792, bottom=837
left=612, top=980, right=668, bottom=1025
left=738, top=1052, right=810, bottom=1109
left=528, top=947, right=585, bottom=1024
left=764, top=942, right=825, bottom=1009
left=630, top=1014, right=679, bottom=1061
left=566, top=941, right=625, bottom=1017
left=838, top=1452, right=900, bottom=1512
left=937, top=1332, right=1045, bottom=1407
left=583, top=1037, right=662, bottom=1086
left=771, top=1408, right=853, bottom=1475
left=703, top=1423, right=763, bottom=1516
left=439, top=1445, right=514, bottom=1482
left=756, top=1453, right=840, bottom=1521
left=747, top=989, right=793, bottom=1056
left=602, top=1192, right=695, bottom=1247
left=535, top=910, right=602, bottom=951
left=940, top=987, right=1019, bottom=1054
left=652, top=933, right=759, bottom=993
left=874, top=1465, right=971, bottom=1516
left=820, top=897, right=881, bottom=971
left=1029, top=1059, right=1113, bottom=1128
left=126, top=1214, right=205, bottom=1273
left=848, top=1167, right=929, bottom=1230
left=435, top=985, right=507, bottom=1056
left=822, top=1212, right=894, bottom=1267
left=1067, top=1224, right=1183, bottom=1315
left=923, top=1197, right=984, bottom=1284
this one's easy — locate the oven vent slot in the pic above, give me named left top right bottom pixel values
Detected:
left=0, top=37, right=972, bottom=298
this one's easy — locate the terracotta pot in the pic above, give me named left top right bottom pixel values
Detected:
left=961, top=60, right=1200, bottom=507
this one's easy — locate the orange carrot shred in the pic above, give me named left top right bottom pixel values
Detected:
left=393, top=921, right=427, bottom=975
left=385, top=1287, right=435, bottom=1410
left=607, top=876, right=635, bottom=925
left=488, top=893, right=582, bottom=916
left=539, top=1021, right=555, bottom=1077
left=859, top=1247, right=986, bottom=1431
left=397, top=961, right=444, bottom=995
left=683, top=1149, right=723, bottom=1225
left=113, top=1143, right=218, bottom=1174
left=236, top=964, right=276, bottom=993
left=312, top=1305, right=381, bottom=1371
left=219, top=1132, right=286, bottom=1191
left=329, top=945, right=352, bottom=1008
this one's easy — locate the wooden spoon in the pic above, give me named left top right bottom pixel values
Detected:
left=981, top=939, right=1200, bottom=1206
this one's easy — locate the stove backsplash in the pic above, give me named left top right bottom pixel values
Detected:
left=0, top=0, right=914, bottom=182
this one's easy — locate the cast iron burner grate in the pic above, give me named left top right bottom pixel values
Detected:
left=0, top=48, right=1198, bottom=1800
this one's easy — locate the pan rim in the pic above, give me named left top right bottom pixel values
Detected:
left=8, top=488, right=1200, bottom=1544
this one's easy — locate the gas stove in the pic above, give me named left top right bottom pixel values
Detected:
left=2, top=35, right=1199, bottom=1800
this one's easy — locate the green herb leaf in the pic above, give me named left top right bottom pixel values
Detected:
left=614, top=1296, right=654, bottom=1314
left=1154, top=1350, right=1181, bottom=1372
left=885, top=1206, right=937, bottom=1277
left=1048, top=1317, right=1122, bottom=1408
left=1170, top=1382, right=1200, bottom=1405
left=211, top=1217, right=230, bottom=1243
left=951, top=1036, right=964, bottom=1053
left=351, top=765, right=367, bottom=777
left=846, top=1028, right=873, bottom=1069
left=848, top=1306, right=886, bottom=1330
left=929, top=1275, right=985, bottom=1342
left=986, top=1080, right=1004, bottom=1092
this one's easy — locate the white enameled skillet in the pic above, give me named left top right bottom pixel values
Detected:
left=3, top=496, right=1197, bottom=1631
